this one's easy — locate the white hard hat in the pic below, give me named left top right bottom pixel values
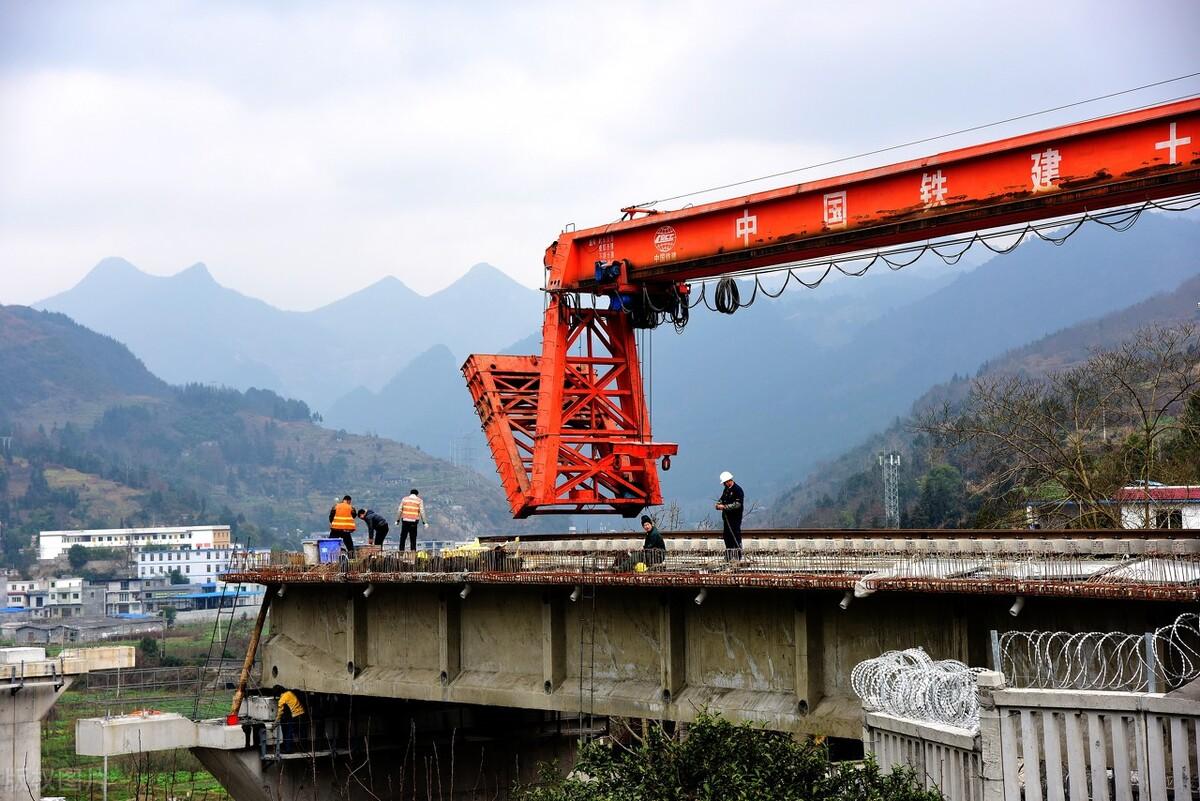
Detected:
left=719, top=471, right=734, bottom=483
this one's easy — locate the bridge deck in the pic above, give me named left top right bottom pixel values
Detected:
left=226, top=530, right=1200, bottom=601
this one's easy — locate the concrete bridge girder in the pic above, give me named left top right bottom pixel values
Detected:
left=264, top=582, right=1019, bottom=738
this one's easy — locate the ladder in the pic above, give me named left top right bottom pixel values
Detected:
left=192, top=573, right=247, bottom=719
left=576, top=554, right=599, bottom=738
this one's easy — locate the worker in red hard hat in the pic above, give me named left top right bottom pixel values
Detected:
left=716, top=471, right=744, bottom=557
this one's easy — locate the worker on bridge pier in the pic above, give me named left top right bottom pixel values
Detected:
left=275, top=688, right=307, bottom=755
left=716, top=471, right=744, bottom=558
left=329, top=495, right=358, bottom=556
left=358, top=507, right=390, bottom=546
left=396, top=488, right=428, bottom=551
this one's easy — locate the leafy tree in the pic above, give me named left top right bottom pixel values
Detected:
left=139, top=636, right=159, bottom=660
left=67, top=544, right=89, bottom=570
left=162, top=606, right=176, bottom=627
left=920, top=324, right=1200, bottom=527
left=168, top=569, right=188, bottom=585
left=515, top=712, right=940, bottom=801
left=910, top=465, right=965, bottom=528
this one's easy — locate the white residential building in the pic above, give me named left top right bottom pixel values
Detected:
left=5, top=579, right=47, bottom=609
left=136, top=547, right=263, bottom=584
left=45, top=578, right=104, bottom=618
left=1118, top=485, right=1200, bottom=529
left=38, top=525, right=231, bottom=560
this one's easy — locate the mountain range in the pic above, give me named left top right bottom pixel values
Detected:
left=0, top=305, right=532, bottom=561
left=32, top=213, right=1200, bottom=520
left=37, top=260, right=544, bottom=410
left=767, top=270, right=1200, bottom=527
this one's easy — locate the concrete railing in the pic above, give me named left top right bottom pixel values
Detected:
left=993, top=687, right=1200, bottom=801
left=863, top=710, right=984, bottom=800
left=864, top=670, right=1200, bottom=801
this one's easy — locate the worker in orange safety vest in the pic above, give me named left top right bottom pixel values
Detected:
left=395, top=488, right=428, bottom=552
left=329, top=494, right=358, bottom=555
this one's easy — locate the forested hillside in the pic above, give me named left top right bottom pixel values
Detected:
left=769, top=272, right=1200, bottom=528
left=0, top=306, right=529, bottom=569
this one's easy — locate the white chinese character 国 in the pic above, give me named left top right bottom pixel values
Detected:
left=823, top=191, right=847, bottom=227
left=920, top=170, right=947, bottom=208
left=1030, top=148, right=1061, bottom=190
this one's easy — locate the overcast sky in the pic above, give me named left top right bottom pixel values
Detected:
left=1, top=0, right=1197, bottom=309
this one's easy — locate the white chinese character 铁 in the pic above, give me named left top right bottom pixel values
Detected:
left=823, top=191, right=847, bottom=227
left=1030, top=148, right=1061, bottom=190
left=920, top=170, right=947, bottom=208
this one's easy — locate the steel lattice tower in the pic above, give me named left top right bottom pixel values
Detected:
left=879, top=452, right=901, bottom=529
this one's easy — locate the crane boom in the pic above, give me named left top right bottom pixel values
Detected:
left=464, top=98, right=1200, bottom=518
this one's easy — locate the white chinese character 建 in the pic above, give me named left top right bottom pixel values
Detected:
left=920, top=170, right=947, bottom=208
left=823, top=191, right=847, bottom=227
left=1030, top=148, right=1061, bottom=190
left=736, top=209, right=758, bottom=246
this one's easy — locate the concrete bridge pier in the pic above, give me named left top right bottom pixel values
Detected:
left=0, top=646, right=134, bottom=801
left=81, top=696, right=582, bottom=801
left=2, top=675, right=72, bottom=801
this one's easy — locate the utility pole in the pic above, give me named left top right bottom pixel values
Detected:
left=879, top=453, right=901, bottom=529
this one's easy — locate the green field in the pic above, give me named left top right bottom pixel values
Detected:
left=37, top=620, right=261, bottom=801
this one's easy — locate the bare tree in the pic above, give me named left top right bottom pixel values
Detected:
left=919, top=324, right=1199, bottom=528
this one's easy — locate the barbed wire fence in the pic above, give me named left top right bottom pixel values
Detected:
left=996, top=612, right=1200, bottom=692
left=851, top=648, right=985, bottom=731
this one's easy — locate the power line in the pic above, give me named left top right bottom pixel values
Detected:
left=631, top=72, right=1200, bottom=208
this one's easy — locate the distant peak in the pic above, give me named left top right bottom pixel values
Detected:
left=448, top=262, right=522, bottom=290
left=88, top=257, right=142, bottom=277
left=465, top=262, right=505, bottom=279
left=176, top=262, right=214, bottom=281
left=369, top=275, right=414, bottom=292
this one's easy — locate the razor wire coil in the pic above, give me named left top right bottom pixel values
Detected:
left=998, top=612, right=1200, bottom=692
left=851, top=647, right=985, bottom=731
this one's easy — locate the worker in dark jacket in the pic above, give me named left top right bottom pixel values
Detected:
left=640, top=514, right=666, bottom=567
left=614, top=515, right=667, bottom=572
left=716, top=471, right=744, bottom=556
left=357, top=508, right=390, bottom=546
left=329, top=495, right=358, bottom=555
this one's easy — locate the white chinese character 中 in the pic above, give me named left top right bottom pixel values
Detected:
left=1030, top=148, right=1061, bottom=190
left=823, top=191, right=847, bottom=227
left=735, top=209, right=758, bottom=246
left=920, top=170, right=947, bottom=208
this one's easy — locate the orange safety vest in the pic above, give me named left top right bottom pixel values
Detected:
left=399, top=495, right=423, bottom=521
left=331, top=501, right=357, bottom=531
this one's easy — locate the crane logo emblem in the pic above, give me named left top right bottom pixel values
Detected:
left=653, top=225, right=677, bottom=254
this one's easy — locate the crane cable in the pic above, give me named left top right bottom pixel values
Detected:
left=630, top=73, right=1200, bottom=209
left=684, top=192, right=1200, bottom=315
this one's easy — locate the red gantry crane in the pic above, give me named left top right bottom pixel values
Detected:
left=463, top=98, right=1200, bottom=518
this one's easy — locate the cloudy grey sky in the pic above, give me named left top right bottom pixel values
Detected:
left=1, top=0, right=1197, bottom=309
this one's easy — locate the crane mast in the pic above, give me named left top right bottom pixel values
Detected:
left=463, top=98, right=1200, bottom=518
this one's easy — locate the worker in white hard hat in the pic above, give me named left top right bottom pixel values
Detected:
left=716, top=471, right=744, bottom=557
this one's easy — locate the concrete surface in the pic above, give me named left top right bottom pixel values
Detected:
left=76, top=713, right=245, bottom=756
left=261, top=582, right=1190, bottom=739
left=0, top=645, right=133, bottom=801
